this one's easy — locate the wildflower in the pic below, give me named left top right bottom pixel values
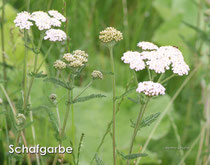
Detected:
left=139, top=45, right=190, bottom=75
left=17, top=113, right=26, bottom=125
left=63, top=53, right=74, bottom=62
left=137, top=41, right=158, bottom=50
left=44, top=29, right=67, bottom=42
left=48, top=10, right=66, bottom=22
left=30, top=11, right=52, bottom=30
left=54, top=60, right=67, bottom=69
left=91, top=70, right=103, bottom=79
left=0, top=98, right=3, bottom=105
left=73, top=50, right=88, bottom=58
left=63, top=50, right=88, bottom=68
left=99, top=27, right=123, bottom=44
left=50, top=18, right=62, bottom=27
left=136, top=81, right=166, bottom=96
left=121, top=51, right=146, bottom=71
left=14, top=11, right=33, bottom=30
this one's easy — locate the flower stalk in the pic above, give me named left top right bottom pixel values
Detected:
left=126, top=97, right=150, bottom=165
left=109, top=45, right=117, bottom=165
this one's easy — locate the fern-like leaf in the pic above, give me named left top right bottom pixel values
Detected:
left=72, top=94, right=106, bottom=104
left=118, top=151, right=147, bottom=160
left=28, top=71, right=47, bottom=78
left=130, top=112, right=161, bottom=130
left=44, top=77, right=71, bottom=90
left=95, top=154, right=104, bottom=165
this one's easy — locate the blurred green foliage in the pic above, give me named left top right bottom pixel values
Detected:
left=0, top=0, right=209, bottom=164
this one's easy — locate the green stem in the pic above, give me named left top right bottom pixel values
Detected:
left=157, top=73, right=164, bottom=83
left=36, top=44, right=53, bottom=72
left=109, top=46, right=116, bottom=165
left=90, top=76, right=135, bottom=165
left=146, top=66, right=152, bottom=80
left=160, top=74, right=176, bottom=84
left=73, top=80, right=93, bottom=101
left=126, top=98, right=150, bottom=165
left=71, top=84, right=75, bottom=150
left=29, top=111, right=40, bottom=165
left=24, top=34, right=44, bottom=111
left=52, top=74, right=72, bottom=165
left=23, top=31, right=28, bottom=113
left=1, top=0, right=7, bottom=88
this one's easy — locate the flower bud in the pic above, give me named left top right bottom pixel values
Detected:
left=17, top=113, right=26, bottom=125
left=49, top=94, right=57, bottom=103
left=91, top=70, right=103, bottom=79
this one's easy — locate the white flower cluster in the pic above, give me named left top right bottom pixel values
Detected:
left=137, top=41, right=158, bottom=50
left=44, top=29, right=67, bottom=42
left=14, top=11, right=33, bottom=30
left=136, top=81, right=166, bottom=96
left=122, top=42, right=190, bottom=76
left=63, top=50, right=88, bottom=68
left=121, top=51, right=145, bottom=71
left=14, top=10, right=67, bottom=42
left=54, top=60, right=66, bottom=70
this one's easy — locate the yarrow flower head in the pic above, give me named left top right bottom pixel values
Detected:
left=17, top=113, right=26, bottom=125
left=136, top=81, right=166, bottom=96
left=44, top=29, right=67, bottom=42
left=123, top=41, right=190, bottom=76
left=99, top=27, right=123, bottom=46
left=48, top=10, right=66, bottom=22
left=30, top=11, right=52, bottom=30
left=54, top=60, right=66, bottom=69
left=63, top=50, right=88, bottom=68
left=137, top=41, right=159, bottom=51
left=141, top=46, right=190, bottom=75
left=121, top=51, right=146, bottom=71
left=91, top=70, right=103, bottom=79
left=14, top=11, right=33, bottom=30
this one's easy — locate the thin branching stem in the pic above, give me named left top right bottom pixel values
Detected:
left=23, top=31, right=28, bottom=113
left=160, top=74, right=176, bottom=84
left=109, top=46, right=117, bottom=165
left=73, top=80, right=93, bottom=101
left=52, top=74, right=72, bottom=165
left=126, top=98, right=150, bottom=165
left=90, top=76, right=134, bottom=165
left=146, top=66, right=152, bottom=80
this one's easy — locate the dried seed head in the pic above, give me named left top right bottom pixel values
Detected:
left=17, top=113, right=26, bottom=125
left=49, top=94, right=57, bottom=102
left=91, top=70, right=103, bottom=79
left=63, top=50, right=88, bottom=68
left=54, top=60, right=67, bottom=70
left=99, top=27, right=123, bottom=45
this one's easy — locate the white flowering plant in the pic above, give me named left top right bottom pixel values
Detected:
left=0, top=1, right=207, bottom=165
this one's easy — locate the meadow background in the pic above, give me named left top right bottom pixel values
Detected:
left=0, top=0, right=209, bottom=164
